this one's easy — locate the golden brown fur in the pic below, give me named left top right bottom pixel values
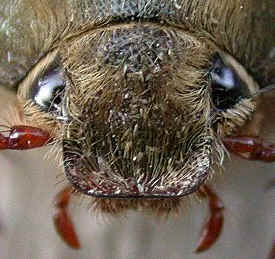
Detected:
left=0, top=0, right=274, bottom=88
left=0, top=0, right=274, bottom=215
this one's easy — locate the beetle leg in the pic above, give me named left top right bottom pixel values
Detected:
left=195, top=185, right=224, bottom=253
left=223, top=136, right=275, bottom=162
left=53, top=186, right=81, bottom=249
left=0, top=126, right=79, bottom=247
left=0, top=125, right=51, bottom=150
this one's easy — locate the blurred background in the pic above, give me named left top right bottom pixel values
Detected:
left=0, top=87, right=274, bottom=259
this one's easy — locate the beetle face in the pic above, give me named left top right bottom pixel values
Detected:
left=1, top=0, right=274, bottom=214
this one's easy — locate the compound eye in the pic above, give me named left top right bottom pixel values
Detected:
left=210, top=54, right=249, bottom=110
left=31, top=67, right=65, bottom=113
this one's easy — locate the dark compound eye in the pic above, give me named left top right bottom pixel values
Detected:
left=210, top=54, right=249, bottom=110
left=31, top=67, right=65, bottom=113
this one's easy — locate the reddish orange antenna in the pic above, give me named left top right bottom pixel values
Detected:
left=0, top=125, right=51, bottom=150
left=223, top=136, right=275, bottom=162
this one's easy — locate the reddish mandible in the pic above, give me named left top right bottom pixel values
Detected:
left=1, top=125, right=274, bottom=253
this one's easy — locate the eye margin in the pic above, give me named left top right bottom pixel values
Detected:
left=17, top=49, right=66, bottom=116
left=31, top=66, right=66, bottom=113
left=209, top=52, right=254, bottom=111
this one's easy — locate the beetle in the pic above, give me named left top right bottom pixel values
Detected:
left=0, top=0, right=274, bottom=256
